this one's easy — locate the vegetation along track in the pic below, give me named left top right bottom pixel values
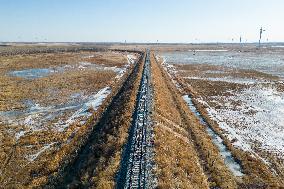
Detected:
left=44, top=50, right=145, bottom=188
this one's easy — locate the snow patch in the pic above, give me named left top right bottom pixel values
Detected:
left=127, top=54, right=137, bottom=64
left=184, top=76, right=267, bottom=85
left=26, top=142, right=56, bottom=162
left=115, top=53, right=138, bottom=79
left=202, top=86, right=284, bottom=162
left=15, top=130, right=27, bottom=140
left=55, top=87, right=111, bottom=132
left=190, top=49, right=229, bottom=52
left=183, top=95, right=244, bottom=176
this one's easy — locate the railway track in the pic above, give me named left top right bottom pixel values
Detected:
left=117, top=50, right=156, bottom=189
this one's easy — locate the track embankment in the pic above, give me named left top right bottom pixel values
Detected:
left=151, top=52, right=238, bottom=189
left=169, top=63, right=284, bottom=188
left=44, top=51, right=145, bottom=188
left=158, top=55, right=284, bottom=188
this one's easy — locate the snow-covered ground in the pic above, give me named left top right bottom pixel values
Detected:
left=183, top=95, right=244, bottom=176
left=161, top=51, right=284, bottom=79
left=183, top=76, right=266, bottom=85
left=1, top=53, right=139, bottom=141
left=8, top=61, right=126, bottom=80
left=0, top=86, right=112, bottom=138
left=201, top=86, right=284, bottom=159
left=160, top=50, right=284, bottom=166
left=55, top=86, right=111, bottom=132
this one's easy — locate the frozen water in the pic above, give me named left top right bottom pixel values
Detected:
left=183, top=95, right=244, bottom=176
left=9, top=68, right=54, bottom=79
left=184, top=76, right=268, bottom=85
left=160, top=50, right=284, bottom=169
left=8, top=60, right=128, bottom=80
left=272, top=46, right=284, bottom=48
left=161, top=51, right=284, bottom=78
left=204, top=86, right=284, bottom=158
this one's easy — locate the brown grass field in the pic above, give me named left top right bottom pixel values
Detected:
left=0, top=49, right=140, bottom=187
left=152, top=53, right=239, bottom=188
left=155, top=47, right=284, bottom=188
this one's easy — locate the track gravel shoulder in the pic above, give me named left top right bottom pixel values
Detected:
left=116, top=50, right=156, bottom=189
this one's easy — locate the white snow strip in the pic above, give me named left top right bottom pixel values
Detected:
left=26, top=142, right=56, bottom=162
left=183, top=76, right=267, bottom=85
left=15, top=130, right=27, bottom=140
left=127, top=54, right=137, bottom=64
left=115, top=53, right=138, bottom=79
left=272, top=46, right=284, bottom=48
left=183, top=95, right=244, bottom=176
left=55, top=87, right=111, bottom=132
left=190, top=49, right=229, bottom=52
left=157, top=55, right=183, bottom=92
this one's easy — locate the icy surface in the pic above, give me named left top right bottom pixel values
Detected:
left=127, top=54, right=137, bottom=64
left=55, top=87, right=111, bottom=131
left=161, top=50, right=284, bottom=166
left=184, top=76, right=268, bottom=85
left=203, top=86, right=284, bottom=158
left=183, top=95, right=244, bottom=176
left=0, top=87, right=111, bottom=136
left=161, top=51, right=284, bottom=78
left=1, top=53, right=138, bottom=139
left=9, top=68, right=54, bottom=79
left=8, top=60, right=129, bottom=80
left=272, top=46, right=284, bottom=48
left=26, top=142, right=56, bottom=162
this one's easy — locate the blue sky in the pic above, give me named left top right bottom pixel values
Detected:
left=0, top=0, right=283, bottom=43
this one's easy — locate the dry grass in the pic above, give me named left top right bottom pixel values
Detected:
left=170, top=63, right=284, bottom=188
left=40, top=51, right=145, bottom=188
left=0, top=50, right=136, bottom=187
left=0, top=70, right=116, bottom=111
left=152, top=53, right=237, bottom=188
left=176, top=63, right=279, bottom=81
left=0, top=50, right=129, bottom=111
left=85, top=52, right=144, bottom=188
left=152, top=61, right=208, bottom=188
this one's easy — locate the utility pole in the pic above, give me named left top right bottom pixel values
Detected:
left=259, top=27, right=265, bottom=47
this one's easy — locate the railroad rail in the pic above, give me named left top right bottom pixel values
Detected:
left=117, top=50, right=156, bottom=189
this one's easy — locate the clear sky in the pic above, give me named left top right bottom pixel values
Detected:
left=0, top=0, right=283, bottom=43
